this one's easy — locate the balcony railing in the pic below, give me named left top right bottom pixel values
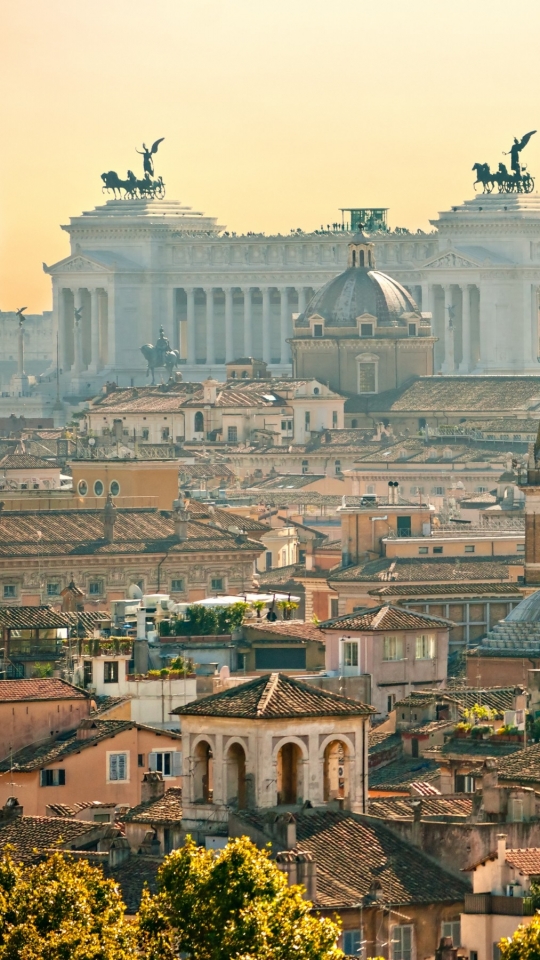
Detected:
left=464, top=893, right=534, bottom=916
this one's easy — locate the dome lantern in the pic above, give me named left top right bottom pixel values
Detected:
left=347, top=228, right=375, bottom=270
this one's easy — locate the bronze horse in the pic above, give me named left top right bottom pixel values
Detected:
left=140, top=343, right=182, bottom=384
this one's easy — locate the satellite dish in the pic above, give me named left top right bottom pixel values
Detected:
left=128, top=583, right=143, bottom=599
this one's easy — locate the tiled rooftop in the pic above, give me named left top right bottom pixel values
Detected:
left=357, top=376, right=540, bottom=415
left=368, top=795, right=473, bottom=820
left=0, top=454, right=57, bottom=469
left=320, top=604, right=452, bottom=632
left=0, top=815, right=101, bottom=861
left=368, top=756, right=441, bottom=792
left=175, top=672, right=373, bottom=719
left=236, top=809, right=469, bottom=908
left=107, top=857, right=160, bottom=913
left=495, top=744, right=540, bottom=784
left=370, top=582, right=523, bottom=598
left=0, top=509, right=260, bottom=559
left=329, top=556, right=521, bottom=584
left=0, top=678, right=87, bottom=702
left=123, top=788, right=182, bottom=824
left=243, top=621, right=324, bottom=643
left=0, top=606, right=70, bottom=629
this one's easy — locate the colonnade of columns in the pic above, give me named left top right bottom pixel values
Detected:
left=410, top=282, right=480, bottom=373
left=177, top=285, right=313, bottom=366
left=59, top=286, right=109, bottom=374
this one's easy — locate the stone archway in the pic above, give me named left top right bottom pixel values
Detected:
left=277, top=741, right=302, bottom=805
left=323, top=739, right=349, bottom=802
left=193, top=739, right=213, bottom=803
left=226, top=741, right=247, bottom=809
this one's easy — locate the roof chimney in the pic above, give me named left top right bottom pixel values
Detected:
left=103, top=494, right=117, bottom=542
left=141, top=771, right=165, bottom=804
left=172, top=499, right=190, bottom=541
left=497, top=834, right=507, bottom=864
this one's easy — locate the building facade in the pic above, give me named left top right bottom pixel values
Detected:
left=36, top=188, right=540, bottom=395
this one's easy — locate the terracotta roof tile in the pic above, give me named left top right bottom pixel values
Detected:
left=107, top=857, right=160, bottom=913
left=495, top=743, right=540, bottom=784
left=368, top=757, right=441, bottom=792
left=329, top=556, right=520, bottom=584
left=0, top=606, right=70, bottom=629
left=0, top=454, right=57, bottom=469
left=0, top=815, right=101, bottom=861
left=244, top=621, right=324, bottom=643
left=0, top=678, right=87, bottom=702
left=368, top=796, right=473, bottom=820
left=123, top=788, right=182, bottom=824
left=370, top=583, right=523, bottom=598
left=236, top=809, right=469, bottom=908
left=320, top=604, right=452, bottom=632
left=175, top=672, right=373, bottom=719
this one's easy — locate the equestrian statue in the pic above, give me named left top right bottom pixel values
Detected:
left=101, top=139, right=166, bottom=200
left=473, top=131, right=536, bottom=194
left=141, top=327, right=182, bottom=384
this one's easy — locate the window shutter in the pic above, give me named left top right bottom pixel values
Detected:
left=148, top=752, right=158, bottom=771
left=118, top=754, right=126, bottom=780
left=172, top=752, right=182, bottom=777
left=40, top=770, right=46, bottom=787
left=110, top=755, right=118, bottom=781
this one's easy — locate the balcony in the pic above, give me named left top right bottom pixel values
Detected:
left=464, top=893, right=534, bottom=916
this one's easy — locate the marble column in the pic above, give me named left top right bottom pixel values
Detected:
left=73, top=289, right=84, bottom=375
left=60, top=288, right=71, bottom=371
left=243, top=288, right=252, bottom=357
left=224, top=287, right=234, bottom=362
left=89, top=289, right=100, bottom=372
left=280, top=287, right=289, bottom=363
left=186, top=288, right=196, bottom=364
left=205, top=288, right=215, bottom=365
left=262, top=287, right=271, bottom=364
left=442, top=284, right=455, bottom=373
left=107, top=283, right=116, bottom=368
left=297, top=287, right=307, bottom=315
left=459, top=284, right=471, bottom=372
left=420, top=281, right=431, bottom=316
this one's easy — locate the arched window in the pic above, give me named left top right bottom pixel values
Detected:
left=226, top=742, right=247, bottom=809
left=193, top=740, right=213, bottom=803
left=323, top=740, right=349, bottom=801
left=277, top=742, right=302, bottom=804
left=194, top=411, right=204, bottom=433
left=359, top=250, right=365, bottom=267
left=368, top=251, right=373, bottom=267
left=352, top=250, right=356, bottom=267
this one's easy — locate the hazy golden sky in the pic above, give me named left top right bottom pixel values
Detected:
left=1, top=0, right=540, bottom=311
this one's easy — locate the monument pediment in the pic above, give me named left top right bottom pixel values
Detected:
left=43, top=254, right=113, bottom=275
left=423, top=250, right=481, bottom=270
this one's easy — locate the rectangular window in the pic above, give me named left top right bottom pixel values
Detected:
left=396, top=516, right=411, bottom=537
left=432, top=486, right=445, bottom=496
left=138, top=754, right=145, bottom=768
left=40, top=769, right=66, bottom=787
left=227, top=426, right=238, bottom=442
left=335, top=459, right=341, bottom=476
left=142, top=429, right=149, bottom=441
left=392, top=924, right=413, bottom=960
left=83, top=661, right=93, bottom=687
left=493, top=946, right=501, bottom=960
left=104, top=661, right=119, bottom=683
left=265, top=552, right=273, bottom=571
left=343, top=641, right=359, bottom=668
left=109, top=752, right=128, bottom=782
left=3, top=585, right=15, bottom=599
left=360, top=323, right=373, bottom=337
left=171, top=578, right=184, bottom=592
left=343, top=929, right=363, bottom=957
left=332, top=411, right=338, bottom=428
left=455, top=773, right=475, bottom=793
left=358, top=362, right=376, bottom=393
left=305, top=411, right=311, bottom=430
left=47, top=582, right=60, bottom=596
left=149, top=751, right=182, bottom=777
left=162, top=427, right=170, bottom=441
left=93, top=813, right=111, bottom=823
left=383, top=636, right=404, bottom=661
left=330, top=598, right=339, bottom=618
left=302, top=460, right=308, bottom=474
left=211, top=578, right=224, bottom=591
left=415, top=634, right=435, bottom=660
left=89, top=581, right=103, bottom=596
left=517, top=544, right=525, bottom=553
left=313, top=324, right=323, bottom=338
left=433, top=546, right=443, bottom=554
left=464, top=545, right=475, bottom=554
left=418, top=547, right=428, bottom=555
left=442, top=921, right=461, bottom=947
left=408, top=322, right=417, bottom=337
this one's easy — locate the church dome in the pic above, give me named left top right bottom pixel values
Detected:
left=505, top=590, right=540, bottom=623
left=297, top=231, right=419, bottom=328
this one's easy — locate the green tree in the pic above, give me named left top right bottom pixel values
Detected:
left=138, top=835, right=341, bottom=960
left=0, top=851, right=137, bottom=960
left=499, top=915, right=540, bottom=960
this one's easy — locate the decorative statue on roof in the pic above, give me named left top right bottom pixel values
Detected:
left=141, top=327, right=182, bottom=383
left=472, top=131, right=536, bottom=194
left=101, top=138, right=166, bottom=200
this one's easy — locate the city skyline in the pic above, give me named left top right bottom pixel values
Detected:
left=2, top=0, right=540, bottom=311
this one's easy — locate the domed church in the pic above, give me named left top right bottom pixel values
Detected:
left=289, top=231, right=435, bottom=396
